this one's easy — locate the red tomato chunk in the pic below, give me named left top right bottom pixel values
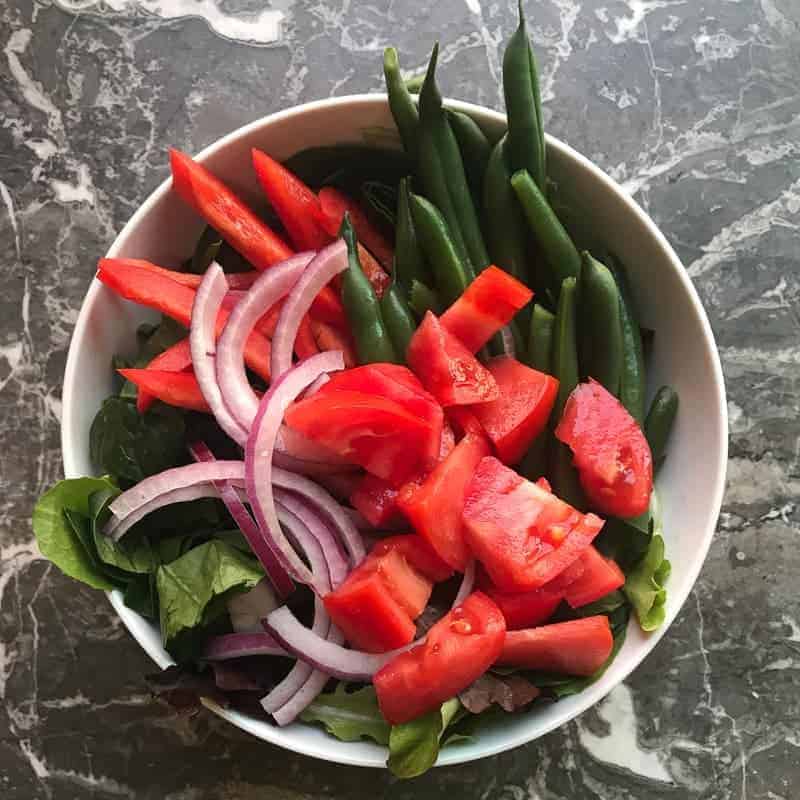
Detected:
left=497, top=616, right=614, bottom=676
left=374, top=591, right=506, bottom=724
left=555, top=379, right=653, bottom=518
left=563, top=546, right=625, bottom=609
left=462, top=457, right=605, bottom=592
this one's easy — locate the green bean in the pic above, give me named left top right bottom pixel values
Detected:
left=447, top=109, right=491, bottom=206
left=579, top=251, right=624, bottom=397
left=645, top=386, right=679, bottom=467
left=409, top=192, right=475, bottom=306
left=609, top=256, right=646, bottom=423
left=361, top=180, right=397, bottom=232
left=340, top=215, right=399, bottom=364
left=384, top=48, right=420, bottom=160
left=186, top=226, right=222, bottom=274
left=395, top=177, right=432, bottom=291
left=418, top=43, right=489, bottom=271
left=549, top=276, right=586, bottom=508
left=380, top=278, right=417, bottom=360
left=404, top=73, right=424, bottom=94
left=527, top=303, right=555, bottom=373
left=409, top=280, right=441, bottom=318
left=503, top=0, right=546, bottom=190
left=483, top=136, right=541, bottom=301
left=511, top=169, right=581, bottom=295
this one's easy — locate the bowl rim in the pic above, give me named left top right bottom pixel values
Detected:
left=61, top=92, right=728, bottom=768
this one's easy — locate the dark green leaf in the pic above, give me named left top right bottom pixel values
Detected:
left=594, top=515, right=652, bottom=572
left=300, top=684, right=390, bottom=745
left=388, top=698, right=461, bottom=778
left=123, top=573, right=158, bottom=618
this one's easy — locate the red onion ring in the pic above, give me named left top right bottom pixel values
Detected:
left=202, top=632, right=286, bottom=661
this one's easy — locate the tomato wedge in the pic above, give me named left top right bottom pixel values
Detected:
left=284, top=390, right=434, bottom=485
left=469, top=357, right=559, bottom=464
left=397, top=432, right=491, bottom=571
left=441, top=265, right=533, bottom=353
left=319, top=365, right=443, bottom=468
left=498, top=616, right=614, bottom=676
left=407, top=312, right=499, bottom=407
left=350, top=473, right=402, bottom=528
left=555, top=379, right=653, bottom=518
left=563, top=546, right=625, bottom=609
left=374, top=591, right=506, bottom=724
left=462, top=457, right=605, bottom=592
left=477, top=570, right=563, bottom=630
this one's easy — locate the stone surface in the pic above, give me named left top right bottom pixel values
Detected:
left=1, top=1, right=798, bottom=798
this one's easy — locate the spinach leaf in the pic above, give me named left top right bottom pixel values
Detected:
left=90, top=397, right=186, bottom=485
left=32, top=477, right=120, bottom=591
left=387, top=698, right=462, bottom=778
left=624, top=534, right=670, bottom=631
left=123, top=573, right=158, bottom=619
left=594, top=515, right=652, bottom=572
left=300, top=684, right=391, bottom=745
left=156, top=540, right=264, bottom=662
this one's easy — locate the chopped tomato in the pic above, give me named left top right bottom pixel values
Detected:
left=350, top=473, right=402, bottom=528
left=323, top=573, right=416, bottom=653
left=370, top=534, right=454, bottom=583
left=477, top=567, right=563, bottom=630
left=319, top=365, right=443, bottom=469
left=555, top=379, right=653, bottom=518
left=440, top=265, right=533, bottom=353
left=374, top=591, right=506, bottom=724
left=469, top=357, right=559, bottom=465
left=563, top=546, right=625, bottom=609
left=497, top=616, right=614, bottom=676
left=397, top=432, right=490, bottom=571
left=535, top=476, right=552, bottom=493
left=446, top=406, right=485, bottom=440
left=251, top=148, right=332, bottom=251
left=462, top=457, right=605, bottom=592
left=284, top=390, right=434, bottom=485
left=407, top=312, right=499, bottom=407
left=439, top=421, right=456, bottom=460
left=355, top=548, right=432, bottom=619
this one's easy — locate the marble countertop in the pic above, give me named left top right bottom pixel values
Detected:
left=2, top=1, right=798, bottom=798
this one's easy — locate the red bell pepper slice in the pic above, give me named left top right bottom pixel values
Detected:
left=374, top=591, right=506, bottom=724
left=397, top=432, right=491, bottom=571
left=294, top=314, right=320, bottom=360
left=468, top=356, right=559, bottom=464
left=555, top=379, right=653, bottom=518
left=136, top=338, right=194, bottom=413
left=407, top=312, right=499, bottom=407
left=119, top=368, right=210, bottom=413
left=441, top=266, right=533, bottom=353
left=497, top=616, right=614, bottom=676
left=251, top=148, right=333, bottom=251
left=317, top=186, right=394, bottom=271
left=169, top=148, right=293, bottom=270
left=462, top=456, right=605, bottom=592
left=309, top=318, right=358, bottom=368
left=562, top=546, right=625, bottom=609
left=113, top=258, right=261, bottom=290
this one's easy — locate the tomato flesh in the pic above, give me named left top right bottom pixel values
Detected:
left=441, top=266, right=533, bottom=353
left=398, top=433, right=491, bottom=570
left=374, top=591, right=506, bottom=724
left=498, top=616, right=614, bottom=676
left=563, top=546, right=625, bottom=609
left=369, top=534, right=454, bottom=583
left=469, top=357, right=559, bottom=464
left=477, top=565, right=563, bottom=630
left=555, top=379, right=653, bottom=518
left=350, top=473, right=402, bottom=528
left=407, top=312, right=499, bottom=407
left=462, top=457, right=605, bottom=592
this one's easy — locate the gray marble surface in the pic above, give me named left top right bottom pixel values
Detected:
left=1, top=0, right=798, bottom=797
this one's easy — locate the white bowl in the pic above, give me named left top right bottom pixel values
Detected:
left=61, top=95, right=727, bottom=768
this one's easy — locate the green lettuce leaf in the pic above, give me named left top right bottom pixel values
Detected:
left=156, top=540, right=264, bottom=661
left=300, top=684, right=390, bottom=745
left=624, top=534, right=670, bottom=631
left=32, top=477, right=121, bottom=591
left=387, top=699, right=462, bottom=779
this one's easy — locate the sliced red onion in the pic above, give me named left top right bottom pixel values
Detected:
left=499, top=325, right=516, bottom=357
left=275, top=502, right=331, bottom=592
left=188, top=442, right=293, bottom=597
left=216, top=252, right=314, bottom=431
left=272, top=466, right=365, bottom=566
left=202, top=632, right=286, bottom=661
left=263, top=606, right=412, bottom=681
left=271, top=239, right=348, bottom=379
left=272, top=626, right=345, bottom=726
left=274, top=489, right=350, bottom=589
left=303, top=373, right=330, bottom=398
left=190, top=263, right=248, bottom=445
left=245, top=352, right=345, bottom=591
left=261, top=597, right=330, bottom=713
left=107, top=460, right=245, bottom=524
left=106, top=483, right=222, bottom=541
left=453, top=560, right=476, bottom=608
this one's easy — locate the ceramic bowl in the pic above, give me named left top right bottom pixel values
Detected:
left=61, top=95, right=727, bottom=768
